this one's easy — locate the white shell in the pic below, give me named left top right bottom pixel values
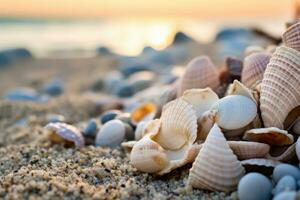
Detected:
left=188, top=124, right=245, bottom=192
left=211, top=95, right=257, bottom=130
left=226, top=80, right=258, bottom=104
left=155, top=98, right=197, bottom=150
left=181, top=88, right=219, bottom=119
left=228, top=141, right=270, bottom=160
left=134, top=121, right=147, bottom=141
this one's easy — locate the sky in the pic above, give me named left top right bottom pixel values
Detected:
left=0, top=0, right=295, bottom=19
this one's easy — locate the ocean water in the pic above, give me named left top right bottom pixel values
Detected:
left=0, top=17, right=289, bottom=58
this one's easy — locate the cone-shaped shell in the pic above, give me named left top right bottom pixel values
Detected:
left=178, top=56, right=220, bottom=96
left=243, top=127, right=294, bottom=146
left=260, top=46, right=300, bottom=129
left=131, top=102, right=157, bottom=125
left=154, top=98, right=197, bottom=150
left=241, top=52, right=271, bottom=89
left=188, top=124, right=245, bottom=192
left=211, top=95, right=257, bottom=130
left=130, top=135, right=169, bottom=173
left=181, top=88, right=219, bottom=118
left=228, top=141, right=270, bottom=160
left=282, top=21, right=300, bottom=51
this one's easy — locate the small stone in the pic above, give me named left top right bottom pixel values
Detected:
left=273, top=176, right=297, bottom=196
left=273, top=191, right=297, bottom=200
left=46, top=114, right=65, bottom=123
left=4, top=88, right=40, bottom=102
left=115, top=84, right=135, bottom=98
left=42, top=78, right=64, bottom=96
left=273, top=164, right=300, bottom=183
left=84, top=119, right=98, bottom=137
left=100, top=110, right=122, bottom=124
left=124, top=123, right=134, bottom=141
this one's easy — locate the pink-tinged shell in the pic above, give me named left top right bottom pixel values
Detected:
left=188, top=124, right=245, bottom=192
left=260, top=46, right=300, bottom=129
left=45, top=122, right=85, bottom=148
left=178, top=56, right=220, bottom=96
left=228, top=141, right=270, bottom=160
left=243, top=127, right=294, bottom=146
left=266, top=143, right=296, bottom=162
left=241, top=52, right=271, bottom=89
left=282, top=21, right=300, bottom=51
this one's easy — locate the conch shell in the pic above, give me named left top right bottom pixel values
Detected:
left=260, top=46, right=300, bottom=129
left=178, top=56, right=220, bottom=96
left=188, top=124, right=245, bottom=192
left=241, top=52, right=271, bottom=89
left=282, top=21, right=300, bottom=51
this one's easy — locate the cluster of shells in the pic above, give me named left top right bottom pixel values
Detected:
left=122, top=21, right=300, bottom=192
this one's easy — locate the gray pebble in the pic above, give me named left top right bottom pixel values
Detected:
left=273, top=164, right=300, bottom=183
left=273, top=176, right=296, bottom=196
left=100, top=110, right=121, bottom=124
left=124, top=123, right=134, bottom=141
left=84, top=119, right=98, bottom=137
left=46, top=114, right=65, bottom=123
left=273, top=191, right=297, bottom=200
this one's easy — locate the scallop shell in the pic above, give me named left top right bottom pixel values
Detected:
left=228, top=141, right=270, bottom=160
left=243, top=127, right=294, bottom=146
left=211, top=95, right=257, bottom=130
left=131, top=102, right=157, bottom=125
left=154, top=98, right=197, bottom=150
left=181, top=88, right=219, bottom=118
left=241, top=52, right=271, bottom=89
left=134, top=121, right=147, bottom=141
left=178, top=56, right=220, bottom=96
left=241, top=158, right=281, bottom=168
left=197, top=110, right=215, bottom=140
left=226, top=80, right=258, bottom=104
left=121, top=140, right=137, bottom=154
left=260, top=46, right=300, bottom=129
left=266, top=143, right=296, bottom=162
left=45, top=122, right=85, bottom=148
left=188, top=124, right=245, bottom=192
left=282, top=21, right=300, bottom=51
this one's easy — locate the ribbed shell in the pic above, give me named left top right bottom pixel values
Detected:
left=241, top=158, right=281, bottom=168
left=241, top=52, right=271, bottom=88
left=155, top=98, right=197, bottom=150
left=283, top=21, right=300, bottom=51
left=266, top=143, right=296, bottom=162
left=188, top=124, right=245, bottom=192
left=178, top=56, right=220, bottom=96
left=228, top=141, right=270, bottom=160
left=260, top=46, right=300, bottom=129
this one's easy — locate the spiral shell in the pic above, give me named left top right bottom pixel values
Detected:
left=260, top=46, right=300, bottom=129
left=178, top=56, right=220, bottom=96
left=243, top=127, right=294, bottom=146
left=181, top=88, right=219, bottom=118
left=188, top=124, right=245, bottom=192
left=228, top=141, right=270, bottom=160
left=282, top=21, right=300, bottom=51
left=154, top=98, right=197, bottom=150
left=241, top=52, right=271, bottom=89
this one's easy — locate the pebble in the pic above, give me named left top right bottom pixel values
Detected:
left=42, top=78, right=64, bottom=96
left=172, top=31, right=194, bottom=44
left=273, top=191, right=297, bottom=200
left=103, top=71, right=124, bottom=93
left=273, top=164, right=300, bottom=183
left=46, top=114, right=65, bottom=123
left=84, top=119, right=98, bottom=137
left=115, top=83, right=135, bottom=98
left=95, top=119, right=125, bottom=148
left=238, top=172, right=272, bottom=200
left=4, top=88, right=40, bottom=102
left=124, top=123, right=134, bottom=141
left=273, top=176, right=297, bottom=196
left=100, top=110, right=122, bottom=124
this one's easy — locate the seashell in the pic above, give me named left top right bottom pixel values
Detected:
left=46, top=114, right=65, bottom=123
left=296, top=138, right=300, bottom=161
left=238, top=173, right=272, bottom=200
left=121, top=140, right=136, bottom=154
left=178, top=56, right=220, bottom=96
left=135, top=119, right=162, bottom=141
left=225, top=56, right=243, bottom=82
left=134, top=121, right=147, bottom=141
left=181, top=88, right=219, bottom=118
left=130, top=135, right=169, bottom=173
left=241, top=52, right=271, bottom=89
left=244, top=45, right=265, bottom=56
left=243, top=127, right=294, bottom=146
left=211, top=95, right=257, bottom=130
left=83, top=119, right=98, bottom=137
left=45, top=122, right=85, bottom=148
left=282, top=21, right=300, bottom=51
left=273, top=175, right=297, bottom=196
left=124, top=123, right=134, bottom=141
left=267, top=143, right=296, bottom=162
left=228, top=141, right=270, bottom=160
left=273, top=191, right=297, bottom=200
left=188, top=124, right=245, bottom=192
left=292, top=118, right=300, bottom=134
left=197, top=110, right=215, bottom=140
left=226, top=80, right=258, bottom=103
left=100, top=110, right=122, bottom=124
left=154, top=98, right=197, bottom=150
left=273, top=164, right=300, bottom=182
left=131, top=102, right=157, bottom=125
left=241, top=158, right=281, bottom=175
left=95, top=119, right=125, bottom=148
left=260, top=46, right=300, bottom=129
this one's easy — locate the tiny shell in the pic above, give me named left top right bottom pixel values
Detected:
left=226, top=80, right=258, bottom=103
left=243, top=127, right=294, bottom=146
left=121, top=140, right=136, bottom=154
left=241, top=52, right=271, bottom=89
left=181, top=88, right=219, bottom=118
left=95, top=119, right=125, bottom=148
left=238, top=173, right=272, bottom=200
left=188, top=124, right=245, bottom=192
left=273, top=164, right=300, bottom=182
left=211, top=95, right=257, bottom=130
left=45, top=122, right=85, bottom=148
left=178, top=56, right=220, bottom=96
left=273, top=175, right=297, bottom=196
left=134, top=121, right=147, bottom=141
left=282, top=21, right=300, bottom=51
left=228, top=141, right=270, bottom=160
left=154, top=98, right=197, bottom=150
left=131, top=103, right=157, bottom=125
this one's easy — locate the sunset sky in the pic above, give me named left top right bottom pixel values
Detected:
left=0, top=0, right=294, bottom=19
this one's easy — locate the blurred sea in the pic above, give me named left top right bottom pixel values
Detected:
left=0, top=17, right=289, bottom=58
